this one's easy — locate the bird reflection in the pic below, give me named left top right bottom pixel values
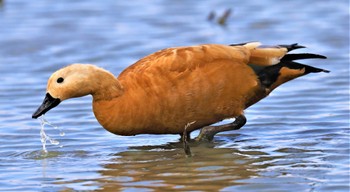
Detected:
left=95, top=139, right=272, bottom=191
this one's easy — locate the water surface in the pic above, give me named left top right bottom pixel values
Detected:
left=0, top=0, right=349, bottom=191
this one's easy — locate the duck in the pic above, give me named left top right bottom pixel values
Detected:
left=32, top=42, right=328, bottom=142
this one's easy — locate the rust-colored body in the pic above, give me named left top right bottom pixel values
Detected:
left=94, top=45, right=266, bottom=135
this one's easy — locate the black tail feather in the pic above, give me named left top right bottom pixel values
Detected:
left=282, top=60, right=330, bottom=74
left=279, top=43, right=306, bottom=52
left=257, top=60, right=329, bottom=89
left=282, top=53, right=327, bottom=61
left=232, top=42, right=329, bottom=74
left=246, top=43, right=329, bottom=89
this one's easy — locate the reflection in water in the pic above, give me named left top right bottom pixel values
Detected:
left=80, top=142, right=272, bottom=191
left=40, top=126, right=349, bottom=191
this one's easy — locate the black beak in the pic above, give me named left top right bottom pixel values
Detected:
left=32, top=93, right=61, bottom=119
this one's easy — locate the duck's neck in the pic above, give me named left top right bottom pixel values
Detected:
left=90, top=66, right=124, bottom=101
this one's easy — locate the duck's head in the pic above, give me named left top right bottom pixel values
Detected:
left=32, top=64, right=122, bottom=119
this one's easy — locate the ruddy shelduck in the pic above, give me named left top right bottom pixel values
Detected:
left=32, top=42, right=328, bottom=142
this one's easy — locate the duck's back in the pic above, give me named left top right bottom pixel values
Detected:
left=111, top=44, right=260, bottom=135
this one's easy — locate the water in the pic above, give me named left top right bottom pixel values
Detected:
left=0, top=0, right=349, bottom=191
left=38, top=115, right=64, bottom=152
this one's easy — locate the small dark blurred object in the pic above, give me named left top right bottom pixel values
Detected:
left=218, top=8, right=231, bottom=25
left=0, top=0, right=3, bottom=7
left=207, top=8, right=232, bottom=26
left=207, top=11, right=216, bottom=21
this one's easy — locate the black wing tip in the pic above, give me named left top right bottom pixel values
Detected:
left=308, top=67, right=330, bottom=74
left=230, top=43, right=327, bottom=60
left=303, top=53, right=327, bottom=59
left=229, top=42, right=252, bottom=46
left=317, top=54, right=327, bottom=59
left=278, top=43, right=328, bottom=60
left=279, top=43, right=306, bottom=52
left=321, top=69, right=330, bottom=73
left=285, top=60, right=330, bottom=74
left=282, top=53, right=327, bottom=61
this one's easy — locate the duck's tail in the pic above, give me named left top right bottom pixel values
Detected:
left=254, top=43, right=329, bottom=91
left=231, top=42, right=324, bottom=66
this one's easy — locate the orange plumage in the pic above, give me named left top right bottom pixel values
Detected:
left=32, top=42, right=328, bottom=139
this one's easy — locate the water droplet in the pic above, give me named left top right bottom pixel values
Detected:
left=50, top=139, right=59, bottom=145
left=37, top=115, right=65, bottom=152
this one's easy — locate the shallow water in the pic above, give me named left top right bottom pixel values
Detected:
left=0, top=0, right=349, bottom=191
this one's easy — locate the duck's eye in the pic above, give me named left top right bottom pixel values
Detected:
left=57, top=77, right=64, bottom=83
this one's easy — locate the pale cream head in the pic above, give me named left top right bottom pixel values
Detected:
left=47, top=63, right=123, bottom=101
left=33, top=63, right=123, bottom=119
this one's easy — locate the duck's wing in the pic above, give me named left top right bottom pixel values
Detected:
left=118, top=44, right=251, bottom=79
left=118, top=42, right=298, bottom=79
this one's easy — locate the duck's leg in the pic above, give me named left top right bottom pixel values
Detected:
left=195, top=115, right=247, bottom=142
left=182, top=129, right=192, bottom=157
left=179, top=132, right=191, bottom=142
left=181, top=122, right=196, bottom=157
